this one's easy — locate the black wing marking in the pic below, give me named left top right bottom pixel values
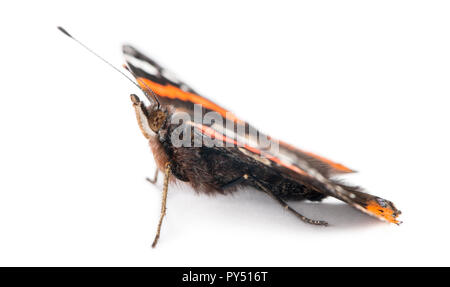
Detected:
left=122, top=45, right=197, bottom=94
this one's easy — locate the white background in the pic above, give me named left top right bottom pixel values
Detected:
left=1, top=1, right=449, bottom=266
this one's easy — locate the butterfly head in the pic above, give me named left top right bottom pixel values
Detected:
left=130, top=94, right=167, bottom=138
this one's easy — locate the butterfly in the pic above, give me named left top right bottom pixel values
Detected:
left=58, top=27, right=401, bottom=248
left=122, top=45, right=402, bottom=246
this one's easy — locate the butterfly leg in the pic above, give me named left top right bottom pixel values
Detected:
left=220, top=174, right=248, bottom=190
left=264, top=190, right=328, bottom=226
left=248, top=175, right=328, bottom=226
left=146, top=169, right=159, bottom=184
left=151, top=162, right=171, bottom=248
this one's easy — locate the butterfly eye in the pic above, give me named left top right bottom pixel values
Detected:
left=148, top=109, right=167, bottom=132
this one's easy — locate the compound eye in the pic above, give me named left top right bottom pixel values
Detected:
left=148, top=109, right=166, bottom=132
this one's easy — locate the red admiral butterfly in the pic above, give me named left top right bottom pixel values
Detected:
left=59, top=27, right=401, bottom=248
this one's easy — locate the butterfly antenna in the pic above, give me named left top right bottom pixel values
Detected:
left=57, top=26, right=160, bottom=106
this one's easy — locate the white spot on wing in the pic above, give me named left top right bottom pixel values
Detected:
left=124, top=54, right=159, bottom=76
left=161, top=69, right=181, bottom=84
left=180, top=84, right=190, bottom=91
left=122, top=45, right=136, bottom=55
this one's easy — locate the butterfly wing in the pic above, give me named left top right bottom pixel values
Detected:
left=123, top=45, right=241, bottom=121
left=187, top=120, right=401, bottom=224
left=123, top=45, right=353, bottom=175
left=123, top=45, right=401, bottom=224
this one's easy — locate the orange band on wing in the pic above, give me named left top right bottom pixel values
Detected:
left=279, top=140, right=354, bottom=174
left=303, top=151, right=354, bottom=173
left=137, top=77, right=241, bottom=123
left=366, top=200, right=401, bottom=224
